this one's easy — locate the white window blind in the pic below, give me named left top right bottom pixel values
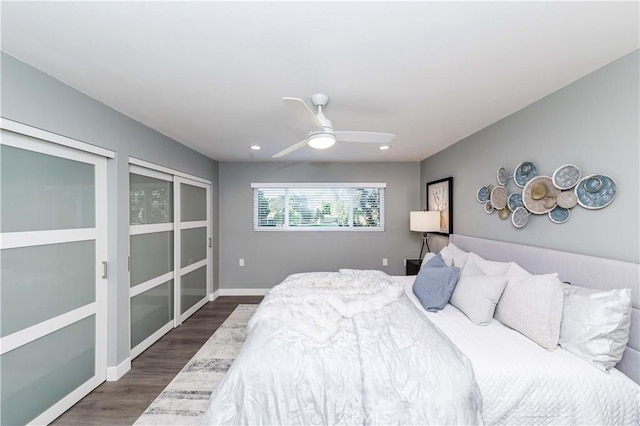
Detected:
left=252, top=183, right=385, bottom=231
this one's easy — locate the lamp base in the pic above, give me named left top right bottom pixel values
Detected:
left=418, top=233, right=431, bottom=260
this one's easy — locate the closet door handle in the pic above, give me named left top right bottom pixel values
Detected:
left=102, top=261, right=108, bottom=279
left=208, top=238, right=212, bottom=248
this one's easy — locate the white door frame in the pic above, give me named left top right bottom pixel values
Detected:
left=0, top=122, right=112, bottom=426
left=127, top=158, right=212, bottom=357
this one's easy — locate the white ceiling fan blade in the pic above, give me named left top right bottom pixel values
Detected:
left=283, top=97, right=323, bottom=130
left=272, top=139, right=309, bottom=158
left=334, top=131, right=396, bottom=144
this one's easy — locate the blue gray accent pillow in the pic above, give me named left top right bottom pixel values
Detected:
left=421, top=253, right=447, bottom=269
left=413, top=254, right=460, bottom=312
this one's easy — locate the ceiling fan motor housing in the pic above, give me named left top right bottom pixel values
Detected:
left=311, top=93, right=330, bottom=108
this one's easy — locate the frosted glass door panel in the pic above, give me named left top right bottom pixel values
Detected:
left=0, top=144, right=95, bottom=232
left=130, top=231, right=174, bottom=287
left=181, top=266, right=207, bottom=314
left=131, top=281, right=174, bottom=348
left=181, top=227, right=206, bottom=267
left=1, top=240, right=95, bottom=337
left=130, top=174, right=173, bottom=225
left=180, top=183, right=206, bottom=222
left=1, top=315, right=95, bottom=425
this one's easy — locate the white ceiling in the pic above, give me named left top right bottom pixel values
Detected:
left=1, top=2, right=638, bottom=162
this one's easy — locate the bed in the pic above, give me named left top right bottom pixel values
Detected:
left=202, top=234, right=639, bottom=425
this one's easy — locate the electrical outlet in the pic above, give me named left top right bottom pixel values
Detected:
left=382, top=258, right=388, bottom=266
left=239, top=258, right=245, bottom=266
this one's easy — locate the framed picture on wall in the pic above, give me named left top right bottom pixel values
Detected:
left=426, top=177, right=453, bottom=236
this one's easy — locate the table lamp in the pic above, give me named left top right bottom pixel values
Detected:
left=410, top=211, right=440, bottom=260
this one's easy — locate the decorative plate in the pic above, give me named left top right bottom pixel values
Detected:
left=507, top=193, right=524, bottom=211
left=484, top=201, right=495, bottom=214
left=511, top=206, right=530, bottom=228
left=490, top=186, right=508, bottom=210
left=523, top=176, right=560, bottom=214
left=574, top=174, right=617, bottom=209
left=548, top=206, right=571, bottom=224
left=476, top=185, right=492, bottom=203
left=557, top=191, right=578, bottom=209
left=552, top=164, right=581, bottom=190
left=496, top=167, right=508, bottom=186
left=514, top=161, right=538, bottom=188
left=498, top=208, right=510, bottom=221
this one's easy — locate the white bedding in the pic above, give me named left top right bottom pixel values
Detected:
left=398, top=275, right=640, bottom=425
left=202, top=270, right=482, bottom=425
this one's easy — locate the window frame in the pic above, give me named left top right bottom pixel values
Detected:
left=252, top=182, right=386, bottom=232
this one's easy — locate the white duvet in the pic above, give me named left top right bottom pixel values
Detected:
left=201, top=270, right=483, bottom=425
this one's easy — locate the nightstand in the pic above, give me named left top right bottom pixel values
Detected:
left=406, top=259, right=422, bottom=276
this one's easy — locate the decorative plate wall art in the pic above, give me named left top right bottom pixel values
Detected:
left=514, top=161, right=538, bottom=188
left=475, top=162, right=616, bottom=229
left=575, top=174, right=617, bottom=209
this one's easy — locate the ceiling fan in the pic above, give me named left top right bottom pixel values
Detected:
left=273, top=93, right=396, bottom=158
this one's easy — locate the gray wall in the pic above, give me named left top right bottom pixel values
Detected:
left=421, top=50, right=639, bottom=263
left=219, top=162, right=421, bottom=289
left=1, top=53, right=219, bottom=368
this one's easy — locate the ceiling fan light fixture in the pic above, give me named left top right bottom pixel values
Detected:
left=308, top=133, right=336, bottom=150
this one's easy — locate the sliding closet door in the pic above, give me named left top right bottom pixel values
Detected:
left=175, top=178, right=211, bottom=324
left=0, top=129, right=108, bottom=425
left=129, top=166, right=174, bottom=359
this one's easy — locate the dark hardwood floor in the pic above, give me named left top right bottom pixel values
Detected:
left=52, top=296, right=263, bottom=426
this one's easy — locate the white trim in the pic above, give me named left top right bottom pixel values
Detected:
left=1, top=118, right=115, bottom=158
left=218, top=288, right=269, bottom=296
left=179, top=296, right=208, bottom=323
left=209, top=290, right=220, bottom=301
left=28, top=375, right=104, bottom=426
left=94, top=149, right=109, bottom=386
left=180, top=259, right=207, bottom=276
left=180, top=220, right=208, bottom=230
left=173, top=179, right=182, bottom=326
left=254, top=226, right=384, bottom=232
left=130, top=157, right=211, bottom=185
left=129, top=223, right=174, bottom=235
left=130, top=164, right=174, bottom=182
left=130, top=272, right=175, bottom=298
left=1, top=303, right=96, bottom=355
left=0, top=228, right=96, bottom=249
left=106, top=357, right=131, bottom=382
left=251, top=182, right=386, bottom=188
left=130, top=321, right=173, bottom=360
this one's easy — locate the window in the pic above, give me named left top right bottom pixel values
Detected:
left=252, top=183, right=385, bottom=231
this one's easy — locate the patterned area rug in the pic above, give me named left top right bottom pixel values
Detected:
left=134, top=304, right=258, bottom=425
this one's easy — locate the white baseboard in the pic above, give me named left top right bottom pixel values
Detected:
left=106, top=357, right=131, bottom=381
left=209, top=289, right=220, bottom=301
left=218, top=288, right=269, bottom=296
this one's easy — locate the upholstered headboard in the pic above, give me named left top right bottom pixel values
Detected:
left=450, top=234, right=639, bottom=385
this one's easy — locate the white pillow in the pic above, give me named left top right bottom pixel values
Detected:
left=494, top=273, right=563, bottom=350
left=450, top=256, right=508, bottom=326
left=439, top=243, right=469, bottom=269
left=559, top=284, right=632, bottom=371
left=504, top=261, right=532, bottom=285
left=466, top=252, right=512, bottom=276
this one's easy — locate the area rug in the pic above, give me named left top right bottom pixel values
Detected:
left=134, top=304, right=258, bottom=425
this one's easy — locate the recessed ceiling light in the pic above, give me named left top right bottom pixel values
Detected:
left=250, top=145, right=261, bottom=150
left=379, top=145, right=390, bottom=150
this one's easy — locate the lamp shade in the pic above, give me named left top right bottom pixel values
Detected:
left=410, top=211, right=440, bottom=232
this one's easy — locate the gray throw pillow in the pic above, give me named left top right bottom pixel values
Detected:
left=413, top=262, right=460, bottom=312
left=422, top=253, right=447, bottom=269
